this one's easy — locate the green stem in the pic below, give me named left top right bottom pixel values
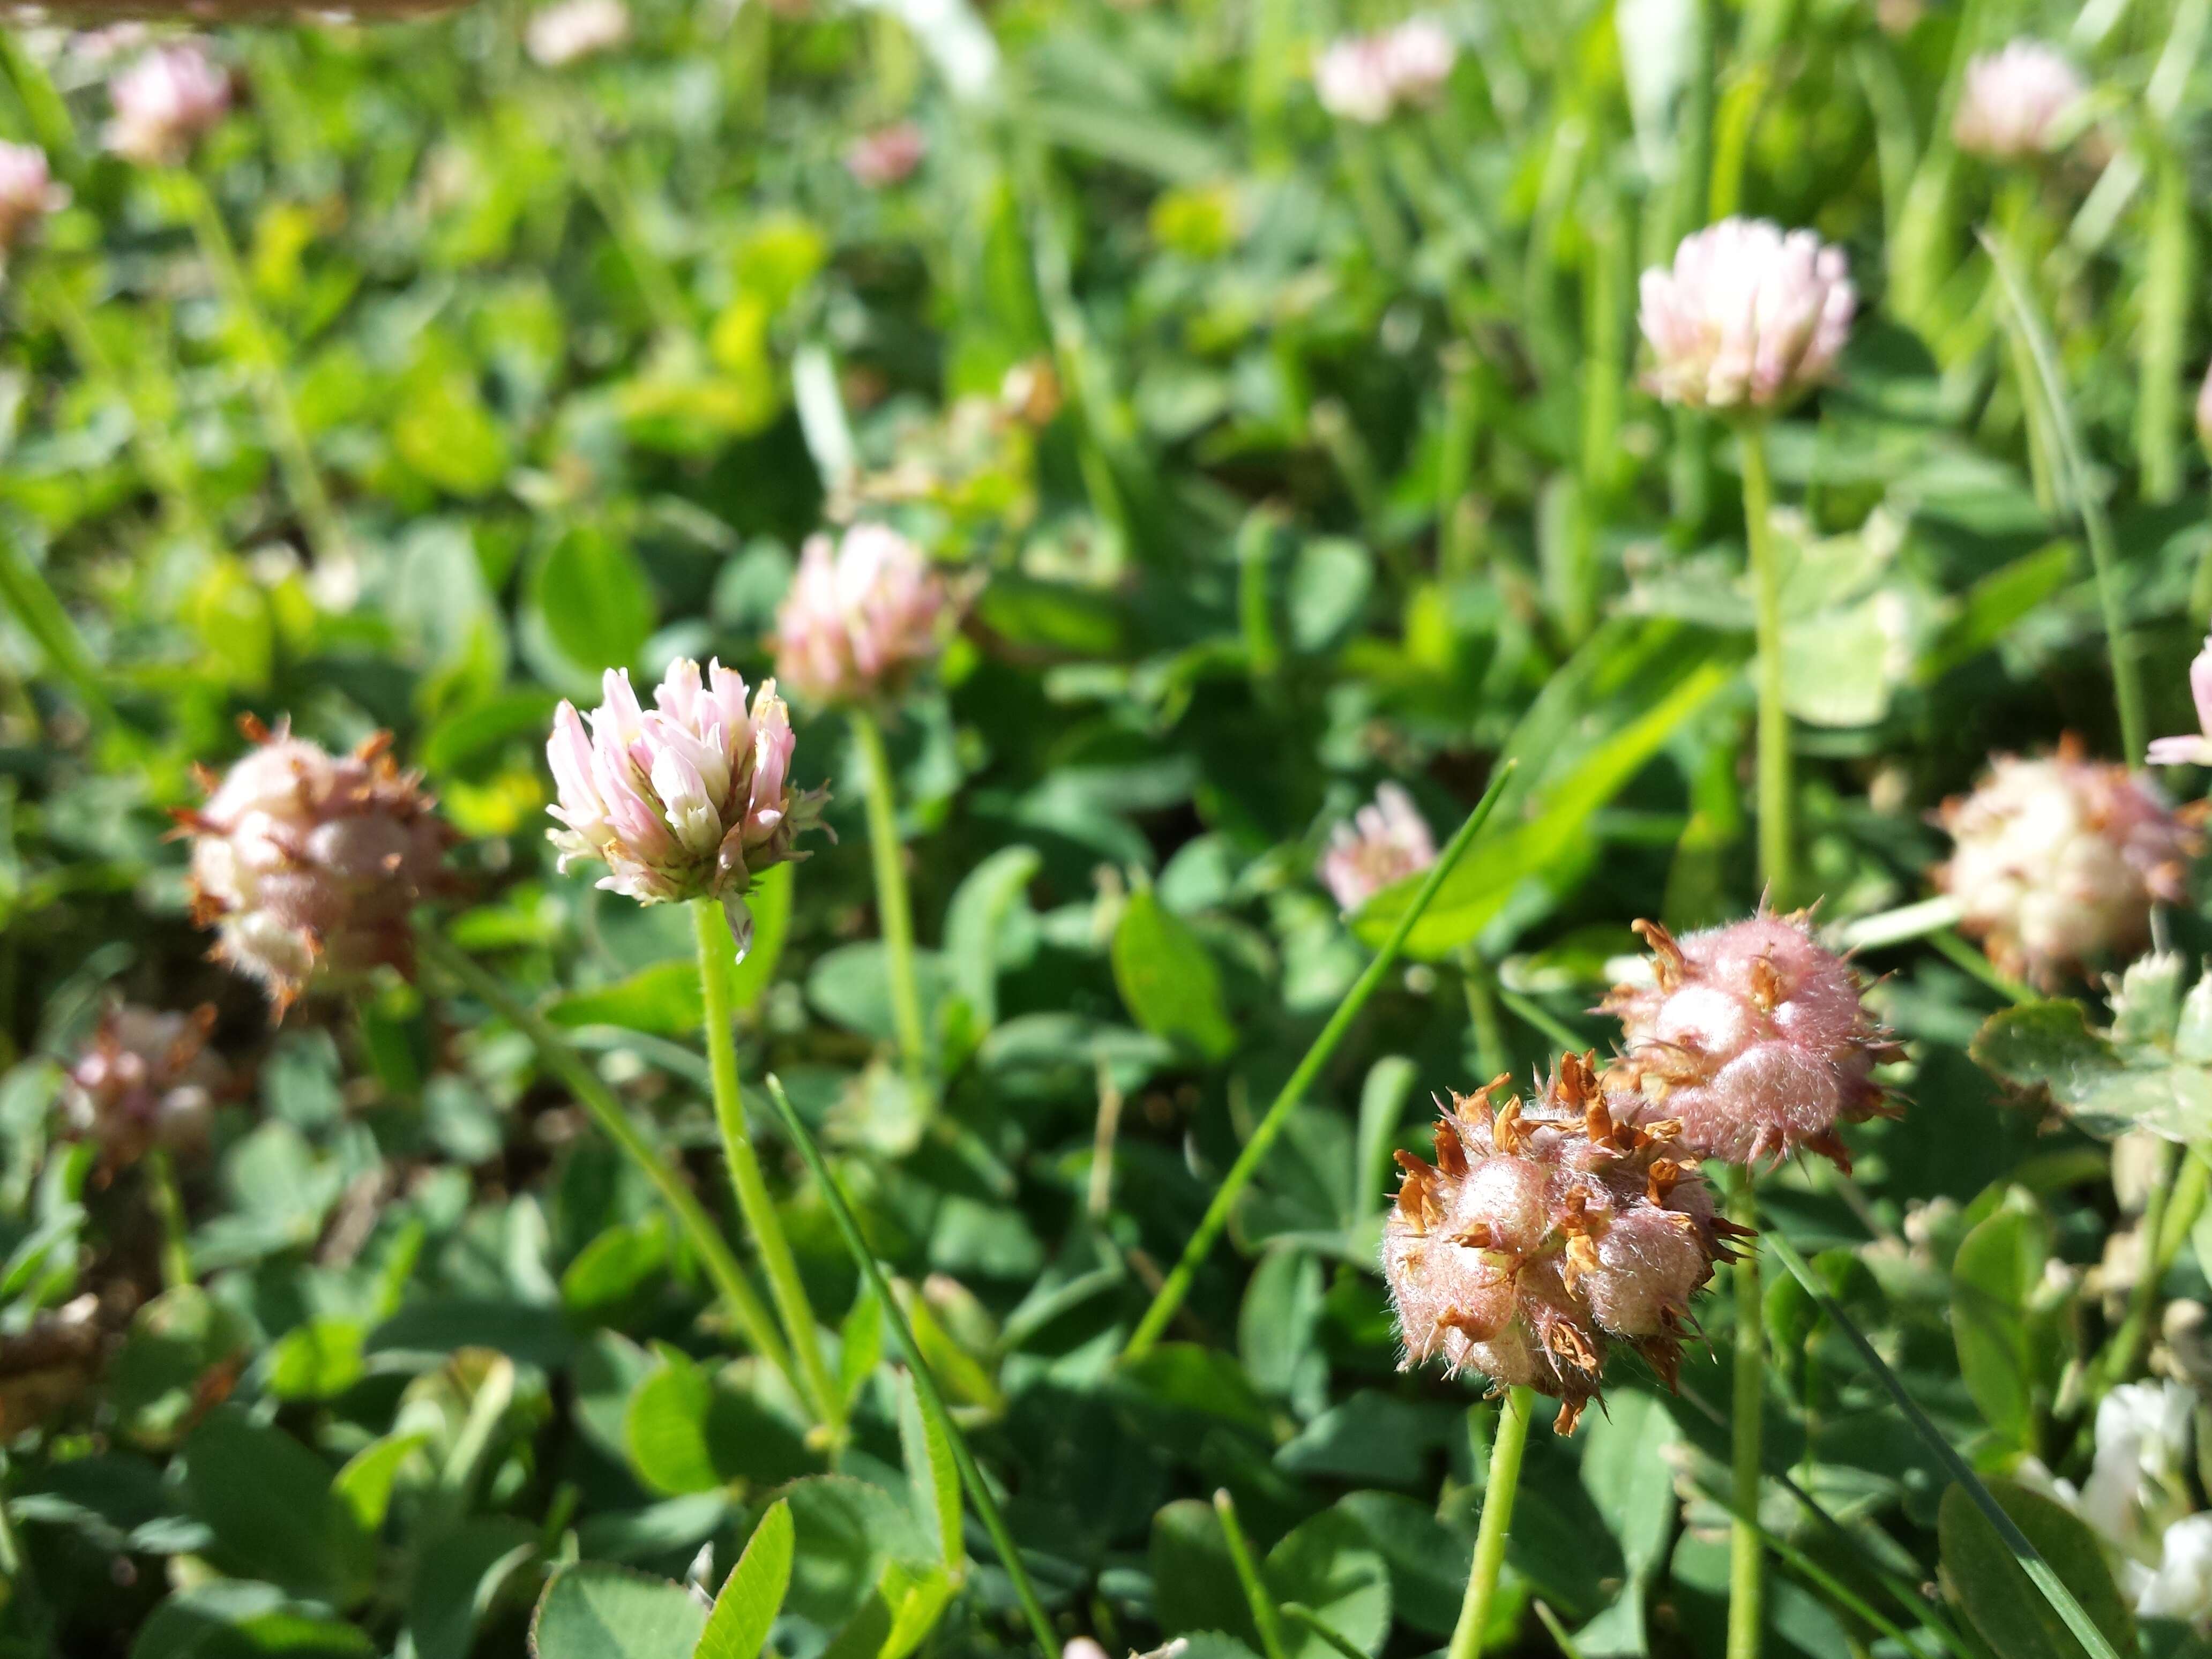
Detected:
left=1762, top=1229, right=2125, bottom=1659
left=1928, top=929, right=2039, bottom=1006
left=1458, top=950, right=1508, bottom=1085
left=1122, top=761, right=1517, bottom=1363
left=691, top=900, right=842, bottom=1438
left=1447, top=1385, right=1534, bottom=1659
left=1739, top=422, right=1791, bottom=908
left=0, top=33, right=79, bottom=182
left=762, top=1074, right=1062, bottom=1659
left=417, top=931, right=797, bottom=1394
left=2137, top=151, right=2191, bottom=505
left=850, top=709, right=929, bottom=1085
left=172, top=170, right=347, bottom=566
left=1216, top=1489, right=1291, bottom=1659
left=1728, top=1173, right=1765, bottom=1659
left=0, top=516, right=114, bottom=724
left=144, top=1149, right=192, bottom=1290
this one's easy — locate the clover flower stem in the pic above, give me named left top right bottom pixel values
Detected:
left=1215, top=1489, right=1291, bottom=1659
left=763, top=1074, right=1064, bottom=1659
left=1739, top=420, right=1793, bottom=908
left=691, top=899, right=843, bottom=1439
left=1122, top=761, right=1515, bottom=1363
left=1926, top=929, right=2038, bottom=1006
left=2099, top=1138, right=2178, bottom=1389
left=1447, top=1385, right=1534, bottom=1659
left=0, top=34, right=78, bottom=182
left=1456, top=949, right=1508, bottom=1084
left=171, top=170, right=348, bottom=570
left=0, top=515, right=115, bottom=727
left=144, top=1150, right=193, bottom=1290
left=2138, top=154, right=2190, bottom=505
left=851, top=709, right=930, bottom=1087
left=417, top=931, right=801, bottom=1401
left=1727, top=1171, right=1766, bottom=1659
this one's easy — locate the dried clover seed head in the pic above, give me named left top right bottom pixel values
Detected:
left=1602, top=913, right=1902, bottom=1172
left=1381, top=1053, right=1735, bottom=1433
left=60, top=1003, right=226, bottom=1167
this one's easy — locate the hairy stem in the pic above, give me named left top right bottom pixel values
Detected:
left=1729, top=1172, right=1766, bottom=1659
left=144, top=1150, right=193, bottom=1290
left=692, top=900, right=843, bottom=1438
left=850, top=708, right=929, bottom=1085
left=1740, top=421, right=1792, bottom=908
left=1447, top=1385, right=1534, bottom=1659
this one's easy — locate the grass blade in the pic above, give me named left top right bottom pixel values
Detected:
left=761, top=1074, right=1062, bottom=1659
left=1120, top=759, right=1517, bottom=1362
left=1761, top=1229, right=2124, bottom=1659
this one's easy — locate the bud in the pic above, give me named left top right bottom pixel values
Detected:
left=1637, top=218, right=1856, bottom=413
left=61, top=1003, right=226, bottom=1167
left=525, top=0, right=630, bottom=67
left=547, top=659, right=827, bottom=953
left=0, top=143, right=66, bottom=262
left=846, top=122, right=926, bottom=188
left=1312, top=18, right=1456, bottom=124
left=772, top=524, right=951, bottom=710
left=182, top=721, right=450, bottom=1016
left=104, top=43, right=231, bottom=167
left=1382, top=1054, right=1734, bottom=1433
left=2149, top=634, right=2212, bottom=769
left=1953, top=41, right=2086, bottom=162
left=1602, top=914, right=1901, bottom=1171
left=1319, top=782, right=1437, bottom=910
left=1938, top=746, right=2198, bottom=986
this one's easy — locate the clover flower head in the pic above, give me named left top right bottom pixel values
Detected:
left=1954, top=41, right=2086, bottom=161
left=1601, top=912, right=1902, bottom=1171
left=183, top=721, right=451, bottom=1017
left=2149, top=636, right=2212, bottom=769
left=104, top=43, right=230, bottom=166
left=1382, top=1053, right=1736, bottom=1432
left=547, top=659, right=828, bottom=954
left=0, top=143, right=66, bottom=259
left=772, top=524, right=951, bottom=709
left=1938, top=743, right=2198, bottom=986
left=1313, top=18, right=1455, bottom=123
left=1638, top=218, right=1856, bottom=412
left=1319, top=783, right=1437, bottom=911
left=526, top=0, right=630, bottom=67
left=847, top=122, right=926, bottom=188
left=61, top=1003, right=226, bottom=1167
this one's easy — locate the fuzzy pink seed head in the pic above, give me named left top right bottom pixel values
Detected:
left=104, top=43, right=230, bottom=167
left=60, top=1003, right=226, bottom=1167
left=1938, top=745, right=2199, bottom=988
left=546, top=659, right=828, bottom=953
left=1602, top=914, right=1901, bottom=1171
left=184, top=722, right=449, bottom=1018
left=772, top=524, right=952, bottom=710
left=1637, top=218, right=1856, bottom=413
left=1953, top=40, right=2086, bottom=162
left=1382, top=1053, right=1730, bottom=1433
left=1319, top=782, right=1437, bottom=911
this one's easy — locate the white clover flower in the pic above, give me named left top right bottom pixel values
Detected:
left=0, top=143, right=66, bottom=261
left=772, top=524, right=952, bottom=710
left=1638, top=218, right=1856, bottom=413
left=1954, top=41, right=2086, bottom=162
left=2149, top=634, right=2212, bottom=768
left=1319, top=783, right=1437, bottom=910
left=1313, top=19, right=1456, bottom=123
left=547, top=659, right=827, bottom=954
left=526, top=0, right=630, bottom=67
left=2139, top=1515, right=2212, bottom=1624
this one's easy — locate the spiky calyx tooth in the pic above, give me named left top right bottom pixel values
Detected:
left=1381, top=1056, right=1728, bottom=1432
left=1601, top=912, right=1902, bottom=1172
left=1937, top=744, right=2199, bottom=988
left=181, top=720, right=453, bottom=1018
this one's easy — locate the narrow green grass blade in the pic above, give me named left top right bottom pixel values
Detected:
left=761, top=1074, right=1062, bottom=1659
left=1762, top=1229, right=2124, bottom=1659
left=1120, top=759, right=1517, bottom=1361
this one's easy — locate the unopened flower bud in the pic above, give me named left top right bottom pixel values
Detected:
left=104, top=43, right=230, bottom=167
left=1938, top=744, right=2198, bottom=986
left=1638, top=218, right=1856, bottom=413
left=1382, top=1053, right=1733, bottom=1432
left=772, top=524, right=951, bottom=709
left=547, top=659, right=828, bottom=954
left=847, top=123, right=926, bottom=188
left=0, top=144, right=66, bottom=261
left=526, top=0, right=630, bottom=66
left=1319, top=783, right=1436, bottom=910
left=183, top=721, right=450, bottom=1016
left=1953, top=41, right=2086, bottom=162
left=1602, top=914, right=1902, bottom=1171
left=61, top=1004, right=225, bottom=1167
